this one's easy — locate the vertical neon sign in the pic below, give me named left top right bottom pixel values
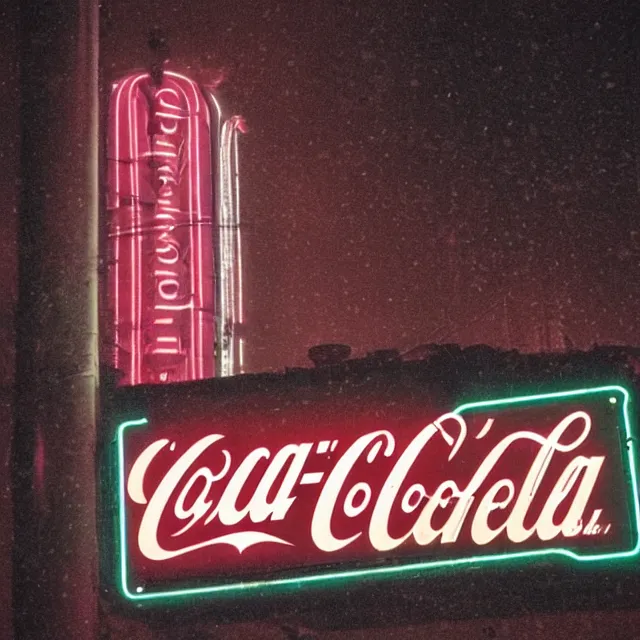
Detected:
left=107, top=71, right=215, bottom=385
left=217, top=114, right=246, bottom=376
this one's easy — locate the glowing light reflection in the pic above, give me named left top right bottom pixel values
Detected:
left=107, top=70, right=216, bottom=385
left=114, top=384, right=640, bottom=603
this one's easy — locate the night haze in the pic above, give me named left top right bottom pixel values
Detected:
left=100, top=0, right=639, bottom=373
left=2, top=2, right=640, bottom=638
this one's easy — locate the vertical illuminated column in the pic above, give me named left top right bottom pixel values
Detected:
left=107, top=71, right=215, bottom=385
left=217, top=114, right=246, bottom=376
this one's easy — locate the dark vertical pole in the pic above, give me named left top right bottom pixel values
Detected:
left=0, top=4, right=19, bottom=640
left=13, top=1, right=99, bottom=638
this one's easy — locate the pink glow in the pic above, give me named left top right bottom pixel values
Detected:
left=107, top=70, right=215, bottom=385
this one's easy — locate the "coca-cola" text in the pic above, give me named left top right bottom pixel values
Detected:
left=126, top=409, right=610, bottom=562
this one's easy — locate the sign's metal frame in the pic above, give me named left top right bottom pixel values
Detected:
left=112, top=384, right=640, bottom=604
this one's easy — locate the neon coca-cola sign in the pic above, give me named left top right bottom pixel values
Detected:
left=114, top=384, right=640, bottom=603
left=106, top=71, right=215, bottom=385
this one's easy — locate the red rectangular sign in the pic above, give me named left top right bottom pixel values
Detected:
left=113, top=384, right=640, bottom=603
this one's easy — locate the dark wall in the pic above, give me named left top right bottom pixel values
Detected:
left=0, top=2, right=18, bottom=638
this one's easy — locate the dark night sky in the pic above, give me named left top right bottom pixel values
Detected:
left=101, top=0, right=639, bottom=372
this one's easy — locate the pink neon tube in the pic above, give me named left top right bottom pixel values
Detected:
left=106, top=71, right=215, bottom=385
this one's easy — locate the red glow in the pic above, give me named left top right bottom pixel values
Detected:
left=118, top=387, right=635, bottom=590
left=107, top=71, right=215, bottom=385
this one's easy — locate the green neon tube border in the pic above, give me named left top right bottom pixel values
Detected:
left=114, top=384, right=640, bottom=603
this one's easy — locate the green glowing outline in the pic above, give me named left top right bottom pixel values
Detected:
left=114, top=384, right=640, bottom=603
